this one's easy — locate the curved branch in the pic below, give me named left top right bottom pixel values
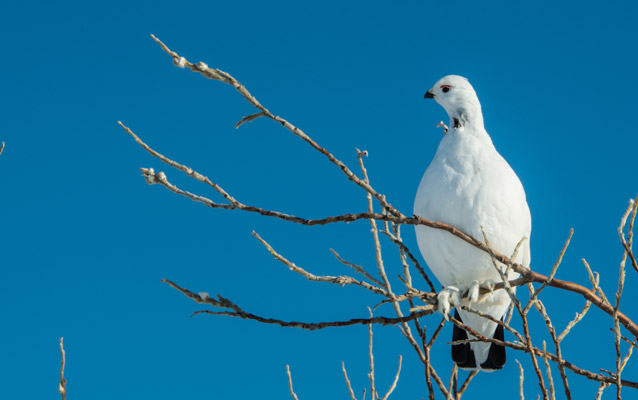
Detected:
left=162, top=278, right=434, bottom=329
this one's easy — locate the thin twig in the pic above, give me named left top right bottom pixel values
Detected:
left=254, top=231, right=388, bottom=296
left=380, top=227, right=436, bottom=292
left=457, top=370, right=479, bottom=398
left=330, top=248, right=383, bottom=286
left=58, top=338, right=67, bottom=400
left=447, top=364, right=457, bottom=399
left=516, top=359, right=525, bottom=400
left=286, top=365, right=300, bottom=400
left=368, top=310, right=376, bottom=400
left=524, top=229, right=573, bottom=313
left=342, top=361, right=357, bottom=400
left=163, top=278, right=433, bottom=328
left=235, top=111, right=266, bottom=129
left=542, top=341, right=556, bottom=400
left=595, top=382, right=610, bottom=400
left=380, top=356, right=402, bottom=400
left=358, top=150, right=426, bottom=363
left=613, top=200, right=633, bottom=400
left=619, top=198, right=638, bottom=274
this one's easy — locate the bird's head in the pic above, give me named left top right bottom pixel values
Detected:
left=425, top=75, right=484, bottom=130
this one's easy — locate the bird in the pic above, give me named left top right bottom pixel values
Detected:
left=414, top=75, right=531, bottom=371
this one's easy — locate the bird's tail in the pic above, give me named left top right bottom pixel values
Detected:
left=451, top=309, right=506, bottom=370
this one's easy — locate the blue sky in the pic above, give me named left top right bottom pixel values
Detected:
left=1, top=0, right=637, bottom=399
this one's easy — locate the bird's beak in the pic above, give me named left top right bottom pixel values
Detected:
left=424, top=90, right=434, bottom=99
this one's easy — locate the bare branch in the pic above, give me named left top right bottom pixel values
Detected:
left=557, top=299, right=592, bottom=343
left=447, top=364, right=457, bottom=399
left=619, top=198, right=638, bottom=274
left=118, top=121, right=239, bottom=206
left=235, top=111, right=267, bottom=129
left=542, top=341, right=556, bottom=400
left=149, top=34, right=402, bottom=216
left=524, top=229, right=573, bottom=313
left=613, top=199, right=634, bottom=400
left=595, top=382, right=610, bottom=400
left=380, top=227, right=437, bottom=292
left=163, top=278, right=433, bottom=329
left=58, top=338, right=67, bottom=400
left=380, top=356, right=402, bottom=400
left=516, top=359, right=525, bottom=400
left=342, top=361, right=357, bottom=400
left=457, top=370, right=479, bottom=397
left=286, top=365, right=300, bottom=400
left=358, top=149, right=426, bottom=363
left=367, top=310, right=376, bottom=400
left=330, top=248, right=384, bottom=287
left=253, top=231, right=388, bottom=296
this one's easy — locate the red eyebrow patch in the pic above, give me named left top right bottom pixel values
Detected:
left=440, top=84, right=452, bottom=88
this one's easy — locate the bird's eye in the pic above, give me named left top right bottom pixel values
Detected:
left=441, top=87, right=450, bottom=93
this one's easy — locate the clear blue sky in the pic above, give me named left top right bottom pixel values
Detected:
left=1, top=1, right=637, bottom=399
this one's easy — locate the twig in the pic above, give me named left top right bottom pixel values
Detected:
left=516, top=359, right=525, bottom=400
left=235, top=111, right=266, bottom=129
left=428, top=365, right=453, bottom=400
left=253, top=231, right=388, bottom=296
left=58, top=338, right=66, bottom=400
left=368, top=310, right=376, bottom=400
left=119, top=122, right=239, bottom=206
left=542, top=341, right=556, bottom=400
left=613, top=200, right=633, bottom=400
left=0, top=141, right=4, bottom=156
left=286, top=365, right=300, bottom=400
left=532, top=297, right=570, bottom=399
left=595, top=382, right=610, bottom=400
left=457, top=370, right=479, bottom=397
left=447, top=364, right=457, bottom=399
left=380, top=227, right=436, bottom=292
left=619, top=198, right=638, bottom=274
left=330, top=248, right=384, bottom=286
left=357, top=150, right=426, bottom=364
left=557, top=300, right=592, bottom=343
left=342, top=361, right=357, bottom=400
left=163, top=278, right=432, bottom=328
left=380, top=356, right=402, bottom=400
left=524, top=229, right=573, bottom=313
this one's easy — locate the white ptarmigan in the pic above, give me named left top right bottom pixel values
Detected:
left=414, top=75, right=531, bottom=371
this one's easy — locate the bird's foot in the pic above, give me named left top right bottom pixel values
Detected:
left=479, top=279, right=497, bottom=295
left=467, top=280, right=480, bottom=303
left=437, top=286, right=461, bottom=320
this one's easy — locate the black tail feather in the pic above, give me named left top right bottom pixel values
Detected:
left=452, top=309, right=506, bottom=370
left=451, top=309, right=476, bottom=369
left=480, top=321, right=506, bottom=370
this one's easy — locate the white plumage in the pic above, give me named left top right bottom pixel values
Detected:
left=414, top=75, right=531, bottom=370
